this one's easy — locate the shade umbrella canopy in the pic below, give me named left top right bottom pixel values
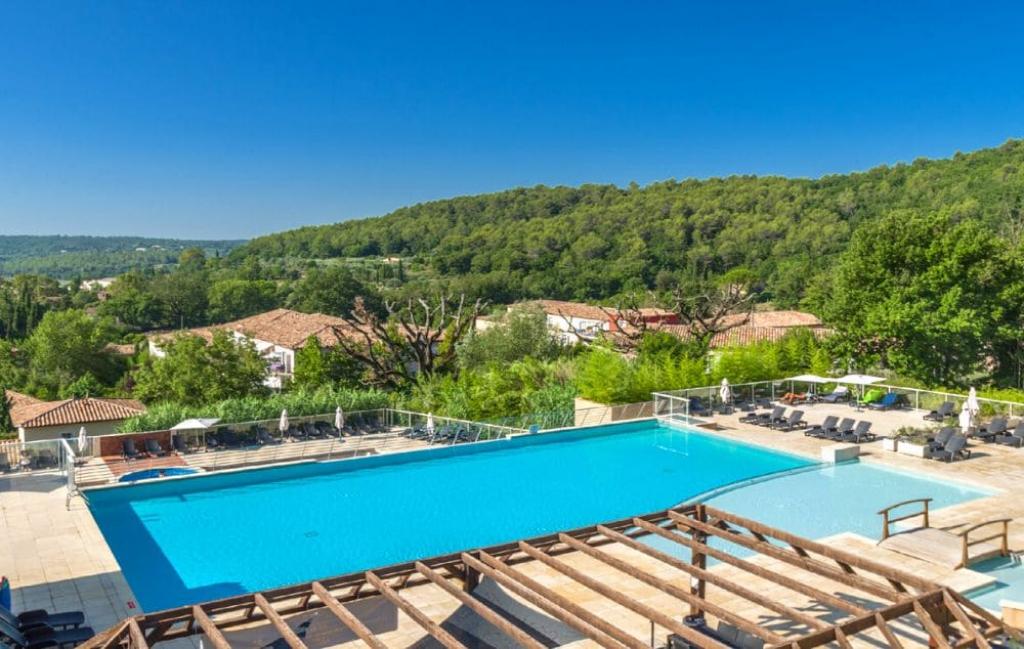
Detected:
left=335, top=407, right=344, bottom=430
left=719, top=379, right=732, bottom=404
left=170, top=418, right=221, bottom=431
left=77, top=426, right=88, bottom=455
left=959, top=403, right=973, bottom=431
left=966, top=387, right=980, bottom=415
left=785, top=374, right=832, bottom=383
left=279, top=409, right=289, bottom=433
left=834, top=374, right=885, bottom=385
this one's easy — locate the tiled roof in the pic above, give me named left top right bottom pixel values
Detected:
left=656, top=319, right=832, bottom=348
left=717, top=310, right=824, bottom=329
left=528, top=300, right=674, bottom=322
left=10, top=396, right=146, bottom=429
left=150, top=308, right=361, bottom=350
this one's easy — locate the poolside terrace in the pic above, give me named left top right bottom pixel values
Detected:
left=4, top=390, right=1024, bottom=647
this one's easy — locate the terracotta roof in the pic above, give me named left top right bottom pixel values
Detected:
left=104, top=342, right=137, bottom=355
left=10, top=396, right=146, bottom=429
left=656, top=320, right=832, bottom=348
left=149, top=308, right=362, bottom=350
left=528, top=300, right=674, bottom=322
left=716, top=310, right=824, bottom=329
left=4, top=389, right=41, bottom=414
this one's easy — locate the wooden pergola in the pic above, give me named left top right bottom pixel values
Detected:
left=82, top=505, right=1018, bottom=649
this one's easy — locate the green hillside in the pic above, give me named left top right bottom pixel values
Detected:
left=0, top=235, right=244, bottom=279
left=234, top=140, right=1024, bottom=306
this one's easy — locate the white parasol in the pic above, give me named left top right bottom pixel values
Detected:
left=719, top=379, right=732, bottom=405
left=959, top=402, right=973, bottom=432
left=335, top=407, right=344, bottom=431
left=77, top=427, right=88, bottom=455
left=966, top=387, right=980, bottom=416
left=426, top=412, right=435, bottom=434
left=279, top=409, right=289, bottom=433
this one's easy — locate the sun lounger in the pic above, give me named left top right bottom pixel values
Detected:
left=924, top=401, right=954, bottom=421
left=804, top=415, right=839, bottom=438
left=0, top=606, right=84, bottom=632
left=172, top=435, right=192, bottom=454
left=257, top=427, right=281, bottom=445
left=289, top=426, right=306, bottom=440
left=0, top=617, right=94, bottom=649
left=926, top=427, right=957, bottom=452
left=824, top=418, right=857, bottom=441
left=929, top=434, right=971, bottom=462
left=975, top=417, right=1008, bottom=442
left=121, top=438, right=143, bottom=461
left=751, top=406, right=785, bottom=427
left=835, top=420, right=874, bottom=443
left=868, top=392, right=902, bottom=411
left=994, top=422, right=1024, bottom=447
left=857, top=388, right=886, bottom=406
left=776, top=410, right=806, bottom=431
left=820, top=386, right=849, bottom=404
left=302, top=422, right=323, bottom=438
left=144, top=439, right=166, bottom=457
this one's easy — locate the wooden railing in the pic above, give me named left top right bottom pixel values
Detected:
left=878, top=497, right=932, bottom=540
left=959, top=518, right=1011, bottom=568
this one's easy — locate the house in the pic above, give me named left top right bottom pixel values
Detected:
left=657, top=310, right=832, bottom=348
left=523, top=300, right=679, bottom=343
left=5, top=390, right=146, bottom=442
left=147, top=308, right=359, bottom=389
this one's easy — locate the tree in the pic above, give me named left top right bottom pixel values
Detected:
left=100, top=271, right=163, bottom=330
left=287, top=266, right=382, bottom=317
left=208, top=279, right=279, bottom=322
left=292, top=336, right=327, bottom=389
left=0, top=387, right=13, bottom=434
left=150, top=269, right=210, bottom=328
left=332, top=294, right=486, bottom=388
left=23, top=309, right=117, bottom=396
left=457, top=306, right=564, bottom=369
left=133, top=330, right=269, bottom=405
left=823, top=208, right=1019, bottom=385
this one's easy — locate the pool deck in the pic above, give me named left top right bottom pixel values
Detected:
left=3, top=403, right=1024, bottom=647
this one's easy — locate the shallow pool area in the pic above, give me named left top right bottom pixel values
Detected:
left=118, top=467, right=199, bottom=483
left=966, top=556, right=1024, bottom=611
left=85, top=419, right=991, bottom=612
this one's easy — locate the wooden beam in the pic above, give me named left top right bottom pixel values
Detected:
left=364, top=571, right=468, bottom=649
left=463, top=551, right=636, bottom=649
left=127, top=619, right=149, bottom=649
left=598, top=523, right=828, bottom=630
left=413, top=561, right=547, bottom=649
left=310, top=581, right=388, bottom=649
left=192, top=605, right=232, bottom=649
left=704, top=507, right=935, bottom=592
left=631, top=518, right=868, bottom=617
left=913, top=600, right=952, bottom=649
left=672, top=512, right=901, bottom=602
left=253, top=593, right=308, bottom=649
left=943, top=591, right=991, bottom=649
left=556, top=533, right=785, bottom=645
left=872, top=613, right=904, bottom=649
left=517, top=541, right=731, bottom=649
left=774, top=595, right=924, bottom=649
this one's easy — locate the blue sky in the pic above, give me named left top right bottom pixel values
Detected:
left=2, top=1, right=1024, bottom=239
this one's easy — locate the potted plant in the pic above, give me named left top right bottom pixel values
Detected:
left=889, top=426, right=936, bottom=457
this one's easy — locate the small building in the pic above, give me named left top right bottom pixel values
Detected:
left=147, top=308, right=359, bottom=389
left=7, top=391, right=146, bottom=442
left=658, top=309, right=832, bottom=348
left=524, top=300, right=679, bottom=343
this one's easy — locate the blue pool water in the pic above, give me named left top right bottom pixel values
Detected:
left=86, top=420, right=989, bottom=611
left=965, top=557, right=1024, bottom=611
left=118, top=468, right=199, bottom=483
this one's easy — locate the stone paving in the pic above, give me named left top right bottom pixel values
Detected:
left=2, top=403, right=1024, bottom=647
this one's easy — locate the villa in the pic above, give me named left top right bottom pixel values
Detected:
left=147, top=308, right=359, bottom=389
left=4, top=390, right=145, bottom=442
left=4, top=380, right=1024, bottom=648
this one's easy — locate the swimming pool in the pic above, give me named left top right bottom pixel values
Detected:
left=85, top=420, right=988, bottom=611
left=118, top=467, right=199, bottom=483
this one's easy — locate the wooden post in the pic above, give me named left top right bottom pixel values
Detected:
left=463, top=559, right=480, bottom=592
left=690, top=505, right=707, bottom=618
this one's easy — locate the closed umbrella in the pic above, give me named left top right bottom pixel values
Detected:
left=279, top=409, right=289, bottom=434
left=77, top=426, right=88, bottom=455
left=335, top=407, right=344, bottom=431
left=966, top=387, right=980, bottom=417
left=719, top=379, right=732, bottom=405
left=426, top=412, right=435, bottom=435
left=959, top=403, right=973, bottom=433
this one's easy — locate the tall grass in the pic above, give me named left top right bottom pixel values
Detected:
left=119, top=386, right=392, bottom=432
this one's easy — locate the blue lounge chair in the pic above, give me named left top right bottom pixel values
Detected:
left=868, top=392, right=902, bottom=411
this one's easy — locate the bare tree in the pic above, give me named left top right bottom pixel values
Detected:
left=331, top=294, right=487, bottom=388
left=668, top=283, right=755, bottom=352
left=553, top=295, right=652, bottom=354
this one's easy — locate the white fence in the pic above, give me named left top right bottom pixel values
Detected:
left=653, top=379, right=1024, bottom=419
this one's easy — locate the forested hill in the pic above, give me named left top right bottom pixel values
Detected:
left=233, top=140, right=1024, bottom=306
left=0, top=235, right=243, bottom=279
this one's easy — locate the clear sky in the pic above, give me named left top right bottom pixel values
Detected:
left=2, top=1, right=1024, bottom=239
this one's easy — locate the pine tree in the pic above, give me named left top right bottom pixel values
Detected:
left=0, top=386, right=14, bottom=434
